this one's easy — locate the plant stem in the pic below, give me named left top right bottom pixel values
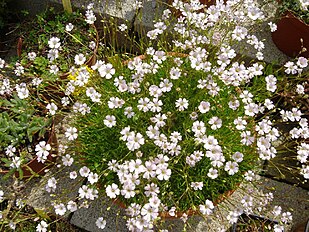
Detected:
left=62, top=0, right=72, bottom=14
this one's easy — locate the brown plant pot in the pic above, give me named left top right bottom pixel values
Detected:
left=0, top=123, right=58, bottom=179
left=272, top=11, right=309, bottom=58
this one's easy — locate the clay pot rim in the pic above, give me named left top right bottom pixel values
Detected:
left=281, top=10, right=309, bottom=26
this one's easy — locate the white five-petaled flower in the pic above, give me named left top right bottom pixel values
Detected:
left=54, top=203, right=66, bottom=216
left=209, top=116, right=222, bottom=130
left=104, top=115, right=116, bottom=128
left=75, top=53, right=86, bottom=65
left=96, top=217, right=106, bottom=229
left=98, top=63, right=115, bottom=79
left=36, top=220, right=48, bottom=232
left=35, top=141, right=51, bottom=162
left=46, top=102, right=58, bottom=115
left=198, top=101, right=210, bottom=113
left=79, top=166, right=90, bottom=177
left=224, top=161, right=239, bottom=175
left=48, top=37, right=61, bottom=49
left=175, top=98, right=189, bottom=111
left=118, top=24, right=128, bottom=31
left=65, top=127, right=78, bottom=140
left=106, top=183, right=120, bottom=198
left=66, top=23, right=74, bottom=31
left=126, top=132, right=145, bottom=151
left=199, top=199, right=214, bottom=215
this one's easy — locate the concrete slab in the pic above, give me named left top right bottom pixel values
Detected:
left=70, top=194, right=128, bottom=232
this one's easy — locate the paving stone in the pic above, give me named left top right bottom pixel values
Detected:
left=25, top=165, right=84, bottom=213
left=70, top=195, right=127, bottom=232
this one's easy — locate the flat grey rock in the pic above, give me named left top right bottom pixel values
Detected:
left=70, top=195, right=127, bottom=232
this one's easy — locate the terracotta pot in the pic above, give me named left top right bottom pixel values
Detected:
left=0, top=123, right=58, bottom=179
left=272, top=11, right=309, bottom=58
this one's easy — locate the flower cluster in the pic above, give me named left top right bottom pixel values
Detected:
left=53, top=1, right=309, bottom=231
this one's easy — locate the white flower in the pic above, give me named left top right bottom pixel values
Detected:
left=75, top=54, right=86, bottom=65
left=296, top=57, right=308, bottom=68
left=199, top=199, right=214, bottom=215
left=48, top=49, right=59, bottom=61
left=232, top=152, right=244, bottom=163
left=65, top=127, right=78, bottom=140
left=81, top=41, right=91, bottom=52
left=45, top=177, right=57, bottom=192
left=106, top=183, right=120, bottom=198
left=32, top=77, right=43, bottom=86
left=70, top=171, right=77, bottom=179
left=0, top=190, right=4, bottom=201
left=208, top=116, right=222, bottom=130
left=175, top=98, right=189, bottom=111
left=104, top=115, right=116, bottom=128
left=224, top=161, right=239, bottom=175
left=98, top=63, right=115, bottom=79
left=67, top=200, right=77, bottom=212
left=207, top=167, right=218, bottom=179
left=36, top=220, right=48, bottom=232
left=54, top=203, right=66, bottom=216
left=126, top=132, right=145, bottom=151
left=35, top=141, right=51, bottom=163
left=119, top=24, right=127, bottom=31
left=268, top=22, right=277, bottom=32
left=79, top=166, right=90, bottom=177
left=156, top=164, right=171, bottom=180
left=198, top=101, right=210, bottom=113
left=296, top=84, right=305, bottom=94
left=0, top=58, right=5, bottom=68
left=66, top=23, right=74, bottom=31
left=5, top=145, right=16, bottom=157
left=10, top=157, right=21, bottom=169
left=46, top=102, right=58, bottom=115
left=244, top=170, right=255, bottom=181
left=85, top=10, right=96, bottom=24
left=28, top=52, right=37, bottom=60
left=88, top=172, right=99, bottom=184
left=274, top=224, right=284, bottom=232
left=62, top=154, right=74, bottom=166
left=191, top=182, right=203, bottom=190
left=96, top=217, right=106, bottom=229
left=61, top=97, right=70, bottom=106
left=16, top=83, right=29, bottom=99
left=49, top=64, right=59, bottom=74
left=48, top=37, right=61, bottom=49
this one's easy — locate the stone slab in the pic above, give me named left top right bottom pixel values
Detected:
left=70, top=195, right=128, bottom=232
